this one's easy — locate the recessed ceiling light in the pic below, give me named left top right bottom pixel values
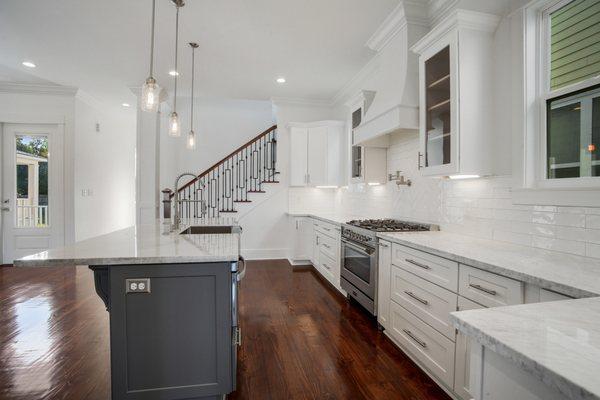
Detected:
left=169, top=70, right=179, bottom=76
left=276, top=77, right=286, bottom=84
left=122, top=103, right=131, bottom=107
left=22, top=61, right=36, bottom=68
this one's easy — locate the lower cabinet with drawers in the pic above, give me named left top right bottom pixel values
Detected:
left=377, top=240, right=573, bottom=400
left=311, top=219, right=344, bottom=293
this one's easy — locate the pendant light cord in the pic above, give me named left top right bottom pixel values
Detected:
left=149, top=0, right=156, bottom=77
left=173, top=5, right=179, bottom=111
left=190, top=45, right=195, bottom=131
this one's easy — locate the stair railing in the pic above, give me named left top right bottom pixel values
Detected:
left=172, top=124, right=278, bottom=219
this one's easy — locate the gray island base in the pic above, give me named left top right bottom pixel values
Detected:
left=91, top=261, right=238, bottom=400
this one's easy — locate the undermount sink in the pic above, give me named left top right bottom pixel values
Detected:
left=179, top=225, right=241, bottom=235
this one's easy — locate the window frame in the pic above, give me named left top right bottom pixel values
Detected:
left=537, top=0, right=600, bottom=188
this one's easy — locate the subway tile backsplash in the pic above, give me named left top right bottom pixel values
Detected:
left=289, top=132, right=600, bottom=260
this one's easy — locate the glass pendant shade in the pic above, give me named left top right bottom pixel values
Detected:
left=168, top=111, right=181, bottom=137
left=141, top=77, right=160, bottom=112
left=186, top=130, right=196, bottom=149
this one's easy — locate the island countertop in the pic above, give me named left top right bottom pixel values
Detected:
left=450, top=297, right=600, bottom=400
left=14, top=218, right=241, bottom=267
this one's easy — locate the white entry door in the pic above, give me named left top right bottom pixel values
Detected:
left=2, top=124, right=64, bottom=264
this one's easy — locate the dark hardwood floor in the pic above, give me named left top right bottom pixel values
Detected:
left=0, top=261, right=451, bottom=400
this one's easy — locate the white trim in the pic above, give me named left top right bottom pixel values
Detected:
left=411, top=9, right=500, bottom=55
left=287, top=120, right=345, bottom=129
left=241, top=248, right=289, bottom=260
left=366, top=1, right=428, bottom=52
left=0, top=82, right=77, bottom=96
left=331, top=53, right=382, bottom=107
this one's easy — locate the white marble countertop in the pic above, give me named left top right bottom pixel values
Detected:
left=286, top=211, right=383, bottom=225
left=376, top=231, right=600, bottom=298
left=14, top=218, right=241, bottom=267
left=450, top=297, right=600, bottom=400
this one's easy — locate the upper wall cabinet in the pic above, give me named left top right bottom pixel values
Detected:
left=289, top=121, right=344, bottom=187
left=412, top=10, right=500, bottom=178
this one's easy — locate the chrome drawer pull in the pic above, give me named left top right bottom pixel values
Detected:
left=323, top=227, right=331, bottom=232
left=469, top=283, right=497, bottom=296
left=405, top=258, right=431, bottom=270
left=323, top=244, right=331, bottom=249
left=404, top=291, right=429, bottom=305
left=379, top=242, right=389, bottom=248
left=403, top=329, right=427, bottom=348
left=323, top=262, right=331, bottom=270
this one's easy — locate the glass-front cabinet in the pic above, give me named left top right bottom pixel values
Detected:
left=412, top=12, right=499, bottom=178
left=425, top=45, right=452, bottom=170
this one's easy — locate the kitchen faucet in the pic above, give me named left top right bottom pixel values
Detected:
left=172, top=172, right=199, bottom=231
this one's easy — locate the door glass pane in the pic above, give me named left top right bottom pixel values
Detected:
left=15, top=135, right=49, bottom=227
left=351, top=146, right=362, bottom=178
left=344, top=246, right=370, bottom=284
left=425, top=46, right=451, bottom=167
left=547, top=86, right=599, bottom=179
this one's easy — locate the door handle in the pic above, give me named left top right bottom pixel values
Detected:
left=1, top=206, right=9, bottom=212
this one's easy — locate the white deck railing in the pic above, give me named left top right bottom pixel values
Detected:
left=16, top=205, right=49, bottom=227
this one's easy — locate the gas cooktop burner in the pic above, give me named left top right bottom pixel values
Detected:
left=346, top=219, right=436, bottom=232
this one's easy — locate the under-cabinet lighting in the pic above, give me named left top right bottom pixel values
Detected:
left=448, top=174, right=480, bottom=180
left=315, top=186, right=337, bottom=189
left=367, top=182, right=381, bottom=186
left=122, top=103, right=131, bottom=107
left=276, top=77, right=286, bottom=84
left=22, top=61, right=36, bottom=68
left=169, top=70, right=179, bottom=76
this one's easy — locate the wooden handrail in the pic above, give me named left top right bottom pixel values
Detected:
left=172, top=124, right=277, bottom=196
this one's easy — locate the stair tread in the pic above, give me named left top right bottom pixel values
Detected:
left=248, top=190, right=266, bottom=193
left=262, top=181, right=280, bottom=183
left=219, top=210, right=238, bottom=213
left=233, top=200, right=252, bottom=203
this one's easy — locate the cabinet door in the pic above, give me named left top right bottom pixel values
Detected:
left=290, top=127, right=308, bottom=186
left=377, top=240, right=392, bottom=329
left=326, top=126, right=342, bottom=186
left=292, top=217, right=312, bottom=261
left=307, top=126, right=328, bottom=186
left=454, top=296, right=484, bottom=400
left=311, top=230, right=320, bottom=267
left=419, top=32, right=459, bottom=176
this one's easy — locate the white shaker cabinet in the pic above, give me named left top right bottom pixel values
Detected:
left=289, top=217, right=313, bottom=264
left=411, top=10, right=500, bottom=177
left=289, top=121, right=344, bottom=187
left=454, top=296, right=484, bottom=400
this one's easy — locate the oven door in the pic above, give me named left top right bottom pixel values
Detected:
left=341, top=239, right=377, bottom=298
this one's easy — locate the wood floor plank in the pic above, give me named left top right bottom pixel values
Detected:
left=0, top=261, right=451, bottom=400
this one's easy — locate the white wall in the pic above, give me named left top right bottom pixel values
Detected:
left=74, top=93, right=136, bottom=241
left=160, top=97, right=274, bottom=191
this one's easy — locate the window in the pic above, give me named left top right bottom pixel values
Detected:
left=543, top=0, right=600, bottom=180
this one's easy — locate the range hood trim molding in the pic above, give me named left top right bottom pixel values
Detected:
left=353, top=104, right=419, bottom=147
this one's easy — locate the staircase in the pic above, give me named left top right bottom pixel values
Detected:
left=172, top=125, right=278, bottom=219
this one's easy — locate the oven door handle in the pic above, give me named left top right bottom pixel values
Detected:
left=342, top=239, right=373, bottom=255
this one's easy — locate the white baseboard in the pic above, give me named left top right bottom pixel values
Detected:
left=241, top=248, right=290, bottom=260
left=288, top=258, right=312, bottom=266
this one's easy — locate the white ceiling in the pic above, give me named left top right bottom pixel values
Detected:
left=0, top=0, right=400, bottom=107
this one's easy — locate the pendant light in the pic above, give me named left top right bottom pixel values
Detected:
left=141, top=0, right=160, bottom=112
left=168, top=0, right=184, bottom=136
left=187, top=42, right=199, bottom=150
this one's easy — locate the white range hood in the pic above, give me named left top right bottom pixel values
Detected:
left=351, top=1, right=426, bottom=147
left=353, top=104, right=418, bottom=147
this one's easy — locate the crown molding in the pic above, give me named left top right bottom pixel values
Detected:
left=366, top=1, right=429, bottom=52
left=0, top=82, right=78, bottom=96
left=411, top=9, right=501, bottom=54
left=428, top=0, right=460, bottom=27
left=271, top=96, right=334, bottom=108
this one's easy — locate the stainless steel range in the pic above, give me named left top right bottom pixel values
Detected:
left=340, top=219, right=438, bottom=315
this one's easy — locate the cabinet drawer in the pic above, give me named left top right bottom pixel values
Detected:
left=319, top=233, right=339, bottom=260
left=392, top=244, right=458, bottom=291
left=391, top=266, right=457, bottom=340
left=389, top=301, right=455, bottom=388
left=319, top=250, right=338, bottom=285
left=314, top=220, right=339, bottom=239
left=458, top=265, right=523, bottom=308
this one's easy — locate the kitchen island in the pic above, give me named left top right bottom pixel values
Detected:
left=15, top=218, right=243, bottom=400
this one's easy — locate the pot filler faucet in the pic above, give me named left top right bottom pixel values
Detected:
left=172, top=172, right=203, bottom=231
